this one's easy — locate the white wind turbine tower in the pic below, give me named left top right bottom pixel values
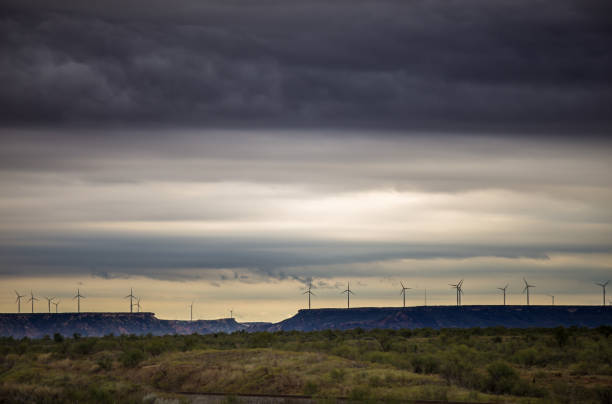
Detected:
left=44, top=296, right=56, bottom=313
left=497, top=284, right=509, bottom=306
left=28, top=291, right=39, bottom=313
left=189, top=301, right=194, bottom=322
left=125, top=288, right=136, bottom=313
left=449, top=279, right=463, bottom=306
left=342, top=282, right=354, bottom=309
left=303, top=282, right=315, bottom=310
left=522, top=278, right=535, bottom=306
left=135, top=297, right=142, bottom=313
left=14, top=290, right=25, bottom=313
left=73, top=289, right=85, bottom=313
left=595, top=281, right=609, bottom=306
left=547, top=294, right=555, bottom=305
left=53, top=300, right=60, bottom=313
left=400, top=282, right=411, bottom=308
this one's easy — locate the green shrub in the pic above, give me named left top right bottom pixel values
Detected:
left=411, top=354, right=440, bottom=374
left=71, top=339, right=96, bottom=356
left=485, top=361, right=519, bottom=394
left=303, top=380, right=319, bottom=396
left=96, top=354, right=113, bottom=371
left=554, top=327, right=569, bottom=347
left=513, top=348, right=538, bottom=367
left=349, top=386, right=372, bottom=401
left=329, top=368, right=345, bottom=382
left=120, top=348, right=145, bottom=368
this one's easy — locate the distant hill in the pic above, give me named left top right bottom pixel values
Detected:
left=1, top=306, right=610, bottom=338
left=0, top=313, right=246, bottom=338
left=267, top=306, right=612, bottom=332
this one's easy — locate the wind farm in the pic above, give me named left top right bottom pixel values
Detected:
left=5, top=277, right=612, bottom=317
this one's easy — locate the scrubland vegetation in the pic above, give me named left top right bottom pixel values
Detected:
left=0, top=326, right=611, bottom=403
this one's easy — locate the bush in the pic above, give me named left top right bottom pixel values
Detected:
left=71, top=339, right=96, bottom=356
left=303, top=380, right=318, bottom=396
left=440, top=354, right=481, bottom=389
left=554, top=327, right=569, bottom=347
left=513, top=348, right=538, bottom=367
left=485, top=361, right=519, bottom=394
left=96, top=354, right=113, bottom=371
left=120, top=349, right=145, bottom=368
left=349, top=386, right=372, bottom=401
left=53, top=333, right=64, bottom=343
left=411, top=355, right=440, bottom=374
left=329, top=368, right=345, bottom=382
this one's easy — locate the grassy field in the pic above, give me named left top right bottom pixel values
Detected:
left=0, top=326, right=611, bottom=403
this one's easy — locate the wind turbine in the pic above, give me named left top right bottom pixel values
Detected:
left=53, top=300, right=60, bottom=313
left=44, top=296, right=56, bottom=313
left=596, top=281, right=609, bottom=306
left=342, top=282, right=354, bottom=309
left=189, top=302, right=194, bottom=322
left=547, top=294, right=555, bottom=305
left=230, top=309, right=234, bottom=319
left=497, top=284, right=509, bottom=306
left=400, top=282, right=411, bottom=308
left=15, top=290, right=25, bottom=313
left=73, top=289, right=85, bottom=313
left=449, top=279, right=463, bottom=306
left=28, top=291, right=39, bottom=313
left=124, top=288, right=136, bottom=313
left=522, top=278, right=535, bottom=305
left=303, top=283, right=315, bottom=310
left=135, top=297, right=141, bottom=313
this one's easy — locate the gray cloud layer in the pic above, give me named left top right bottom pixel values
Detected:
left=1, top=130, right=610, bottom=282
left=1, top=0, right=612, bottom=132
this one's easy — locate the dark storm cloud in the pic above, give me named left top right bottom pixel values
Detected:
left=1, top=0, right=611, bottom=132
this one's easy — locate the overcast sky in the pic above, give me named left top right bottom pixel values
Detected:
left=1, top=0, right=611, bottom=320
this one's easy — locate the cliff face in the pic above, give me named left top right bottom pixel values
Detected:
left=0, top=313, right=246, bottom=338
left=1, top=306, right=610, bottom=338
left=267, top=306, right=612, bottom=332
left=165, top=318, right=247, bottom=335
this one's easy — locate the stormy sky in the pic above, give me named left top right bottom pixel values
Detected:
left=1, top=0, right=611, bottom=320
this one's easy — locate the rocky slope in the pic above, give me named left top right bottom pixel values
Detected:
left=0, top=313, right=246, bottom=338
left=1, top=306, right=610, bottom=338
left=267, top=306, right=612, bottom=332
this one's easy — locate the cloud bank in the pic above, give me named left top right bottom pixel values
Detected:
left=1, top=0, right=611, bottom=132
